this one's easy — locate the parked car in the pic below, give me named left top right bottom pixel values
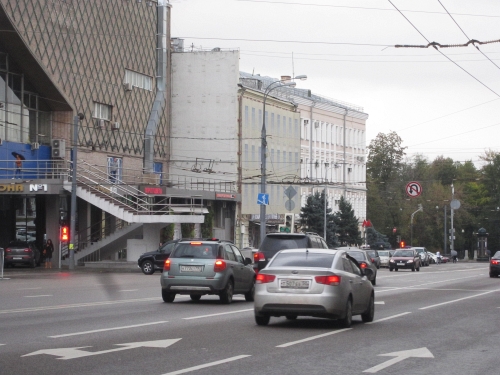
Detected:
left=427, top=251, right=438, bottom=264
left=413, top=247, right=430, bottom=266
left=4, top=240, right=40, bottom=268
left=160, top=239, right=255, bottom=304
left=365, top=249, right=381, bottom=269
left=345, top=249, right=378, bottom=285
left=489, top=251, right=500, bottom=278
left=389, top=249, right=421, bottom=272
left=137, top=239, right=179, bottom=275
left=254, top=232, right=329, bottom=271
left=378, top=250, right=392, bottom=268
left=253, top=248, right=375, bottom=327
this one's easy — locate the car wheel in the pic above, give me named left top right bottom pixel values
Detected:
left=255, top=314, right=270, bottom=326
left=361, top=294, right=375, bottom=323
left=161, top=289, right=176, bottom=303
left=286, top=315, right=297, bottom=320
left=490, top=272, right=496, bottom=278
left=219, top=279, right=234, bottom=304
left=371, top=276, right=376, bottom=286
left=190, top=294, right=202, bottom=301
left=339, top=298, right=352, bottom=328
left=244, top=281, right=255, bottom=302
left=395, top=268, right=398, bottom=272
left=141, top=260, right=155, bottom=275
left=31, top=258, right=36, bottom=268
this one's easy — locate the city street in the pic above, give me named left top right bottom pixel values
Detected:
left=0, top=263, right=498, bottom=375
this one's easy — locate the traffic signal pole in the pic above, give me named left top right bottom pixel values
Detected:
left=69, top=114, right=83, bottom=270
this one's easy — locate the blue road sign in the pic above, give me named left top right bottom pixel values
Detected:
left=257, top=193, right=269, bottom=205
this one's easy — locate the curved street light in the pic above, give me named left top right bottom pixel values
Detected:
left=260, top=75, right=307, bottom=244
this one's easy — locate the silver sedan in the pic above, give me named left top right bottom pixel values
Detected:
left=254, top=248, right=375, bottom=327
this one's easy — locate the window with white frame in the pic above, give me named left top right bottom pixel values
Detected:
left=124, top=69, right=153, bottom=91
left=93, top=102, right=112, bottom=121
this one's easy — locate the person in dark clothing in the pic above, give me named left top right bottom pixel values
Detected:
left=43, top=239, right=54, bottom=269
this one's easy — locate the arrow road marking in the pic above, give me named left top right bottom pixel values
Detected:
left=21, top=339, right=181, bottom=360
left=363, top=347, right=434, bottom=373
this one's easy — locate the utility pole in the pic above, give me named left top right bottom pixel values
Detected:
left=69, top=113, right=83, bottom=270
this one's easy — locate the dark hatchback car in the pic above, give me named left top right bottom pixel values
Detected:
left=254, top=232, right=329, bottom=271
left=389, top=249, right=421, bottom=272
left=365, top=250, right=381, bottom=269
left=490, top=251, right=500, bottom=278
left=4, top=241, right=40, bottom=268
left=138, top=239, right=179, bottom=275
left=345, top=249, right=378, bottom=285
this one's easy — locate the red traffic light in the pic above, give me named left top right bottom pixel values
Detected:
left=61, top=226, right=69, bottom=241
left=400, top=241, right=405, bottom=248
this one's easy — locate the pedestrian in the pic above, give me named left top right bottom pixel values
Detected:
left=15, top=154, right=22, bottom=178
left=436, top=250, right=441, bottom=264
left=109, top=157, right=118, bottom=183
left=43, top=239, right=54, bottom=269
left=451, top=249, right=458, bottom=263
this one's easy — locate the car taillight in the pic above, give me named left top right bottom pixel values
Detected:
left=360, top=262, right=367, bottom=269
left=5, top=248, right=11, bottom=253
left=24, top=248, right=31, bottom=252
left=491, top=260, right=499, bottom=265
left=214, top=260, right=226, bottom=272
left=256, top=274, right=276, bottom=283
left=315, top=275, right=341, bottom=286
left=254, top=252, right=265, bottom=262
left=164, top=259, right=171, bottom=271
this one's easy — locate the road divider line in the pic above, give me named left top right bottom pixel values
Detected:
left=118, top=289, right=138, bottom=292
left=183, top=309, right=253, bottom=320
left=0, top=297, right=161, bottom=315
left=276, top=328, right=351, bottom=348
left=49, top=321, right=169, bottom=338
left=24, top=295, right=53, bottom=298
left=375, top=301, right=385, bottom=305
left=366, top=312, right=411, bottom=325
left=419, top=289, right=500, bottom=310
left=161, top=355, right=251, bottom=375
left=376, top=274, right=480, bottom=293
left=18, top=287, right=42, bottom=290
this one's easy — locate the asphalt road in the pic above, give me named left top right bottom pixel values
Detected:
left=0, top=262, right=498, bottom=375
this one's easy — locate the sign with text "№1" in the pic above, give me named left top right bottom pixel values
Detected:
left=405, top=181, right=422, bottom=198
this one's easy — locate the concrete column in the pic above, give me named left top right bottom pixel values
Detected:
left=194, top=223, right=201, bottom=238
left=173, top=223, right=181, bottom=240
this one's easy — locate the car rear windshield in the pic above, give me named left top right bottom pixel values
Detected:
left=366, top=251, right=377, bottom=257
left=260, top=235, right=309, bottom=254
left=347, top=251, right=367, bottom=261
left=393, top=250, right=414, bottom=257
left=269, top=252, right=335, bottom=268
left=378, top=251, right=390, bottom=256
left=171, top=243, right=217, bottom=259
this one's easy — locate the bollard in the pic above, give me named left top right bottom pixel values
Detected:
left=0, top=247, right=4, bottom=279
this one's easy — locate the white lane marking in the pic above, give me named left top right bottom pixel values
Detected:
left=365, top=312, right=411, bottom=325
left=49, top=321, right=169, bottom=338
left=0, top=297, right=161, bottom=315
left=276, top=328, right=351, bottom=348
left=375, top=301, right=385, bottom=305
left=161, top=355, right=251, bottom=375
left=0, top=344, right=5, bottom=346
left=378, top=268, right=486, bottom=279
left=18, top=287, right=42, bottom=290
left=24, top=295, right=53, bottom=298
left=376, top=274, right=480, bottom=293
left=419, top=289, right=500, bottom=310
left=119, top=289, right=138, bottom=292
left=183, top=309, right=253, bottom=320
left=363, top=347, right=434, bottom=373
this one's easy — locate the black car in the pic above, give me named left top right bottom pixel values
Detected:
left=490, top=251, right=500, bottom=278
left=138, top=239, right=179, bottom=275
left=254, top=232, right=329, bottom=271
left=4, top=241, right=40, bottom=268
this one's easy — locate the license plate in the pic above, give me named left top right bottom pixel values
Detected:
left=13, top=257, right=23, bottom=260
left=280, top=279, right=310, bottom=289
left=397, top=263, right=405, bottom=266
left=180, top=265, right=203, bottom=272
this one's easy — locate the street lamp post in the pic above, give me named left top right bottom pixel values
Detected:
left=260, top=75, right=307, bottom=245
left=410, top=204, right=423, bottom=246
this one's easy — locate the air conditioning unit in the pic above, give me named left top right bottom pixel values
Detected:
left=111, top=122, right=120, bottom=131
left=124, top=83, right=133, bottom=91
left=51, top=139, right=66, bottom=159
left=98, top=119, right=105, bottom=129
left=31, top=142, right=40, bottom=150
left=348, top=167, right=352, bottom=173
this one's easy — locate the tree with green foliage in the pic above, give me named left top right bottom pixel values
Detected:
left=300, top=191, right=338, bottom=247
left=334, top=196, right=362, bottom=246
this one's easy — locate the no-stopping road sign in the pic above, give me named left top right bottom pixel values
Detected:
left=406, top=181, right=422, bottom=198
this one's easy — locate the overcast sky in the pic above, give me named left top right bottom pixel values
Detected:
left=170, top=0, right=500, bottom=167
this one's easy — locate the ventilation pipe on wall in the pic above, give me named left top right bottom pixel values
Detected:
left=144, top=1, right=170, bottom=172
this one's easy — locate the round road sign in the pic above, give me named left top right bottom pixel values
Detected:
left=406, top=181, right=422, bottom=198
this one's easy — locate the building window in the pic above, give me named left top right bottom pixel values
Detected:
left=283, top=116, right=287, bottom=137
left=93, top=102, right=111, bottom=121
left=107, top=156, right=122, bottom=183
left=124, top=69, right=153, bottom=91
left=252, top=107, right=256, bottom=127
left=277, top=115, right=281, bottom=137
left=245, top=106, right=249, bottom=126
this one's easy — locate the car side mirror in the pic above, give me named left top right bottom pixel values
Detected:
left=244, top=257, right=252, bottom=266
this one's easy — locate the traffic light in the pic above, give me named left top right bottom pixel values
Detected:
left=284, top=213, right=294, bottom=233
left=400, top=240, right=405, bottom=248
left=279, top=225, right=289, bottom=233
left=60, top=226, right=69, bottom=242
